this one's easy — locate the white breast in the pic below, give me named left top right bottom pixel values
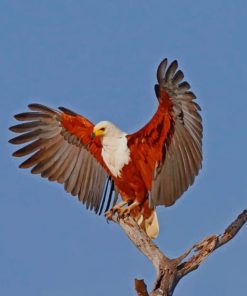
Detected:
left=101, top=134, right=130, bottom=177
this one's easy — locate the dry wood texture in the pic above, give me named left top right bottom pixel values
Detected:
left=113, top=209, right=247, bottom=296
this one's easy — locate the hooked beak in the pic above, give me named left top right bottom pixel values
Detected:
left=91, top=127, right=105, bottom=138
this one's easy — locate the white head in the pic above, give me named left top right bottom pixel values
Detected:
left=92, top=121, right=130, bottom=177
left=92, top=121, right=123, bottom=139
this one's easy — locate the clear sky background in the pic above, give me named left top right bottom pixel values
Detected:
left=1, top=1, right=246, bottom=295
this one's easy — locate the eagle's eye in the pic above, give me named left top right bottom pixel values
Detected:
left=99, top=127, right=105, bottom=131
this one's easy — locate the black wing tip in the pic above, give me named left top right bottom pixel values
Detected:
left=8, top=137, right=19, bottom=144
left=160, top=57, right=168, bottom=65
left=12, top=150, right=21, bottom=157
left=157, top=58, right=167, bottom=82
left=13, top=113, right=22, bottom=120
left=157, top=58, right=179, bottom=84
left=158, top=58, right=178, bottom=69
left=11, top=105, right=36, bottom=121
left=193, top=102, right=202, bottom=111
left=58, top=106, right=77, bottom=116
left=154, top=84, right=160, bottom=98
left=170, top=59, right=178, bottom=67
left=28, top=103, right=40, bottom=109
left=9, top=126, right=15, bottom=132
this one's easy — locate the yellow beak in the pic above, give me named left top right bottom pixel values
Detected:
left=92, top=127, right=105, bottom=137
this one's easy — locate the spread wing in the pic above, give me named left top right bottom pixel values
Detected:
left=127, top=59, right=202, bottom=207
left=9, top=103, right=115, bottom=214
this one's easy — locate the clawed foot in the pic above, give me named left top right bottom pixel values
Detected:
left=118, top=207, right=131, bottom=218
left=104, top=201, right=140, bottom=222
left=105, top=209, right=114, bottom=221
left=104, top=206, right=130, bottom=222
left=104, top=200, right=128, bottom=221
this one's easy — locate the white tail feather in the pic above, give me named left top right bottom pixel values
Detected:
left=137, top=210, right=159, bottom=239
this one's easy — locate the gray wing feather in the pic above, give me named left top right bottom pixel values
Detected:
left=9, top=103, right=111, bottom=214
left=151, top=60, right=202, bottom=207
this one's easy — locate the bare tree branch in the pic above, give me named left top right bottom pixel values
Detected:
left=135, top=279, right=149, bottom=296
left=112, top=209, right=247, bottom=296
left=177, top=209, right=247, bottom=278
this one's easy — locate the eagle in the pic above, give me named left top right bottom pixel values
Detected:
left=9, top=59, right=202, bottom=239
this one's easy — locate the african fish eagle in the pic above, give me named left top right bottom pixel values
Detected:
left=9, top=59, right=202, bottom=239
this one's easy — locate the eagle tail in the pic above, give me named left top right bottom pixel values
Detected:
left=137, top=209, right=159, bottom=240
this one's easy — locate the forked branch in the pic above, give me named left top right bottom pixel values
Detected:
left=113, top=209, right=247, bottom=296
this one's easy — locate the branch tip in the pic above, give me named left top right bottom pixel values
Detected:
left=135, top=279, right=149, bottom=296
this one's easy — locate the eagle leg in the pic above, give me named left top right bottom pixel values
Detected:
left=118, top=201, right=141, bottom=218
left=104, top=200, right=129, bottom=220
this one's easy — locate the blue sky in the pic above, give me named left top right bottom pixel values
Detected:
left=1, top=1, right=246, bottom=295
